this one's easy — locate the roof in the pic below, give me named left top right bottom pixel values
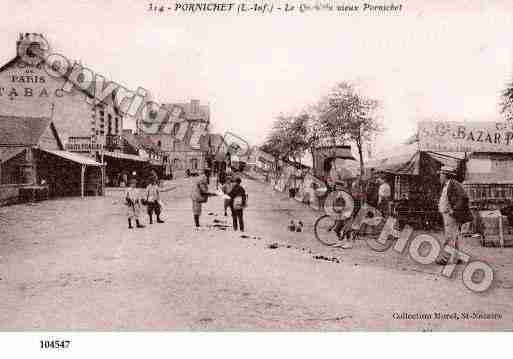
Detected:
left=37, top=149, right=103, bottom=166
left=0, top=147, right=25, bottom=162
left=365, top=144, right=465, bottom=176
left=123, top=133, right=161, bottom=154
left=366, top=151, right=419, bottom=175
left=0, top=115, right=51, bottom=146
left=161, top=102, right=210, bottom=122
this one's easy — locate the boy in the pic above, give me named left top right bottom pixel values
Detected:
left=146, top=177, right=164, bottom=224
left=191, top=170, right=217, bottom=229
left=126, top=178, right=145, bottom=229
left=221, top=176, right=234, bottom=216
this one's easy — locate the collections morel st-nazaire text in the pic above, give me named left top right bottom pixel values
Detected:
left=393, top=312, right=502, bottom=320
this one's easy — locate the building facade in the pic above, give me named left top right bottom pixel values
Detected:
left=0, top=34, right=123, bottom=159
left=140, top=99, right=211, bottom=172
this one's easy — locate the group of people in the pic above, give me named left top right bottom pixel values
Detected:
left=125, top=172, right=164, bottom=229
left=123, top=160, right=472, bottom=266
left=124, top=161, right=248, bottom=233
left=327, top=166, right=473, bottom=265
left=191, top=169, right=247, bottom=231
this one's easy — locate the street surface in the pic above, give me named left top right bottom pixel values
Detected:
left=0, top=176, right=512, bottom=330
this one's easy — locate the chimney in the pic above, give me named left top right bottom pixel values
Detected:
left=16, top=33, right=49, bottom=60
left=191, top=99, right=200, bottom=114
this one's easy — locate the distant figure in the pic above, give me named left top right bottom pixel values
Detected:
left=217, top=166, right=227, bottom=190
left=228, top=177, right=247, bottom=232
left=126, top=178, right=145, bottom=229
left=121, top=173, right=128, bottom=187
left=204, top=164, right=211, bottom=185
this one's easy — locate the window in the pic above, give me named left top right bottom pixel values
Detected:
left=107, top=114, right=112, bottom=135
left=157, top=140, right=162, bottom=148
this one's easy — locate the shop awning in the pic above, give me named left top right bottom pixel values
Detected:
left=37, top=149, right=103, bottom=166
left=364, top=144, right=463, bottom=176
left=366, top=151, right=419, bottom=175
left=103, top=151, right=148, bottom=162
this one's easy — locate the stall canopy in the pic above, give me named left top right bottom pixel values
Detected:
left=35, top=148, right=103, bottom=198
left=37, top=149, right=102, bottom=166
left=365, top=144, right=464, bottom=176
left=103, top=151, right=148, bottom=162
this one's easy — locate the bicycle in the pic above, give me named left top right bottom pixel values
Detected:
left=313, top=187, right=388, bottom=249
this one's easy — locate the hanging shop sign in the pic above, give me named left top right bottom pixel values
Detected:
left=419, top=121, right=513, bottom=153
left=65, top=137, right=103, bottom=153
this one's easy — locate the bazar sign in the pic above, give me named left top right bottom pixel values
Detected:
left=419, top=121, right=513, bottom=152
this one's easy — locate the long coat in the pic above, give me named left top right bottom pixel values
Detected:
left=191, top=176, right=209, bottom=215
left=446, top=179, right=473, bottom=224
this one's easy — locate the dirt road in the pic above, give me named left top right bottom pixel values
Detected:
left=0, top=177, right=511, bottom=330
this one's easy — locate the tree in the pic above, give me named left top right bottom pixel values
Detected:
left=262, top=114, right=309, bottom=166
left=317, top=82, right=382, bottom=176
left=500, top=80, right=513, bottom=122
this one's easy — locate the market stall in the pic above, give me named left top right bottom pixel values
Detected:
left=364, top=144, right=465, bottom=229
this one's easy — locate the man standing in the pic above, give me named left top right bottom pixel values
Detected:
left=436, top=166, right=473, bottom=265
left=377, top=176, right=391, bottom=217
left=146, top=176, right=164, bottom=224
left=191, top=170, right=216, bottom=229
left=229, top=177, right=247, bottom=232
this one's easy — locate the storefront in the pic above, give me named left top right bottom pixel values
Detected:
left=103, top=151, right=154, bottom=188
left=365, top=144, right=464, bottom=229
left=0, top=115, right=103, bottom=205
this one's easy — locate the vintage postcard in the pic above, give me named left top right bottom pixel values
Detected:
left=0, top=1, right=512, bottom=350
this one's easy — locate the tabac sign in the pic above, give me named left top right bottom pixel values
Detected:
left=418, top=121, right=513, bottom=153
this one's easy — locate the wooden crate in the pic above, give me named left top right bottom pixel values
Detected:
left=481, top=235, right=513, bottom=247
left=479, top=211, right=511, bottom=247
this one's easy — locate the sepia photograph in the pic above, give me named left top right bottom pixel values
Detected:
left=0, top=1, right=512, bottom=353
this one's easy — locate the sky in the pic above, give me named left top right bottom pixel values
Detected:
left=1, top=0, right=513, bottom=156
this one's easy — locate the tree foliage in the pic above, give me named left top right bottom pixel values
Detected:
left=500, top=81, right=513, bottom=122
left=261, top=81, right=382, bottom=176
left=262, top=114, right=310, bottom=164
left=316, top=82, right=382, bottom=175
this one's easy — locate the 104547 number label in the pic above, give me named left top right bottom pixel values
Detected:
left=40, top=340, right=71, bottom=349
